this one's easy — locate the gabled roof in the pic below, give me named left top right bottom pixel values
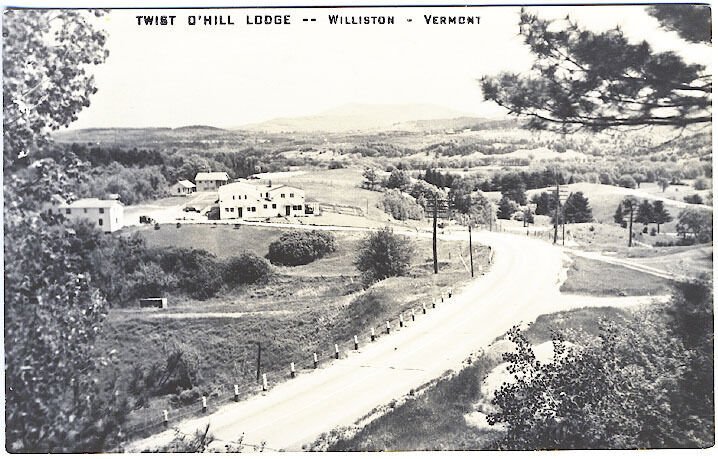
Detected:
left=195, top=172, right=229, bottom=181
left=59, top=198, right=123, bottom=209
left=218, top=181, right=263, bottom=194
left=268, top=184, right=304, bottom=193
left=177, top=180, right=195, bottom=188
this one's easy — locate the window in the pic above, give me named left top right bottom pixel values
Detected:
left=272, top=204, right=277, bottom=209
left=263, top=204, right=267, bottom=209
left=99, top=208, right=104, bottom=214
left=251, top=207, right=256, bottom=212
left=244, top=195, right=247, bottom=199
left=178, top=187, right=181, bottom=193
left=98, top=218, right=103, bottom=226
left=65, top=209, right=71, bottom=215
left=281, top=193, right=285, bottom=198
left=290, top=193, right=294, bottom=197
left=84, top=208, right=88, bottom=213
left=233, top=195, right=236, bottom=200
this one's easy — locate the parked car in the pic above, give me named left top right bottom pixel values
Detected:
left=183, top=206, right=200, bottom=213
left=139, top=215, right=155, bottom=224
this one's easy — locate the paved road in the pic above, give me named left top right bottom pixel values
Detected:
left=129, top=230, right=576, bottom=452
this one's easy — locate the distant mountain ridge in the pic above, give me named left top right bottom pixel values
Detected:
left=237, top=103, right=504, bottom=133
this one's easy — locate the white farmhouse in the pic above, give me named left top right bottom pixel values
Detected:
left=57, top=198, right=124, bottom=233
left=218, top=181, right=308, bottom=220
left=195, top=171, right=229, bottom=191
left=170, top=179, right=196, bottom=196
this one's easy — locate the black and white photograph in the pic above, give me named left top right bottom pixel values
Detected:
left=3, top=1, right=714, bottom=453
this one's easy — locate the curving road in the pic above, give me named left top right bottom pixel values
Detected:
left=129, top=230, right=576, bottom=452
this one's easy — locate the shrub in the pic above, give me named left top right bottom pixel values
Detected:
left=355, top=227, right=414, bottom=282
left=223, top=253, right=271, bottom=286
left=267, top=230, right=337, bottom=266
left=328, top=160, right=344, bottom=169
left=655, top=238, right=696, bottom=247
left=683, top=194, right=704, bottom=205
left=617, top=174, right=637, bottom=189
left=174, top=387, right=202, bottom=406
left=693, top=177, right=710, bottom=191
left=380, top=190, right=424, bottom=220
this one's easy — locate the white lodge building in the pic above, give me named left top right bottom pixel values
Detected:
left=56, top=198, right=124, bottom=233
left=218, top=181, right=308, bottom=220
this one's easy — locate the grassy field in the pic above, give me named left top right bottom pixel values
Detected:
left=560, top=256, right=673, bottom=296
left=100, top=223, right=486, bottom=435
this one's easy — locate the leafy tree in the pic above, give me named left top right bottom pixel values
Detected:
left=498, top=172, right=527, bottom=205
left=522, top=206, right=535, bottom=226
left=489, top=292, right=713, bottom=449
left=355, top=227, right=414, bottom=283
left=635, top=199, right=655, bottom=227
left=530, top=191, right=561, bottom=217
left=677, top=208, right=713, bottom=242
left=497, top=195, right=518, bottom=220
left=362, top=167, right=380, bottom=190
left=599, top=172, right=615, bottom=185
left=448, top=177, right=476, bottom=214
left=652, top=200, right=672, bottom=233
left=481, top=7, right=711, bottom=132
left=656, top=177, right=670, bottom=192
left=633, top=173, right=646, bottom=188
left=3, top=10, right=109, bottom=169
left=380, top=190, right=424, bottom=221
left=3, top=9, right=127, bottom=453
left=385, top=168, right=412, bottom=192
left=562, top=192, right=593, bottom=223
left=4, top=221, right=129, bottom=452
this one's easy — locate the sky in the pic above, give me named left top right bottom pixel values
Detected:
left=57, top=3, right=712, bottom=129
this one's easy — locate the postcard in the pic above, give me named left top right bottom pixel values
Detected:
left=3, top=2, right=713, bottom=453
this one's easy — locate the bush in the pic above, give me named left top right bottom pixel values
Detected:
left=151, top=248, right=225, bottom=300
left=693, top=177, right=710, bottom=190
left=617, top=174, right=637, bottom=189
left=683, top=194, right=704, bottom=204
left=223, top=253, right=271, bottom=286
left=174, top=387, right=202, bottom=406
left=380, top=190, right=424, bottom=220
left=355, top=227, right=414, bottom=282
left=267, top=230, right=337, bottom=266
left=328, top=160, right=344, bottom=170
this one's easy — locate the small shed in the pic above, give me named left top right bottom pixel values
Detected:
left=139, top=297, right=168, bottom=308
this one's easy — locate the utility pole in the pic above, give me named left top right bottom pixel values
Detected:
left=553, top=181, right=559, bottom=245
left=628, top=205, right=634, bottom=247
left=432, top=194, right=438, bottom=274
left=468, top=224, right=474, bottom=277
left=256, top=342, right=261, bottom=383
